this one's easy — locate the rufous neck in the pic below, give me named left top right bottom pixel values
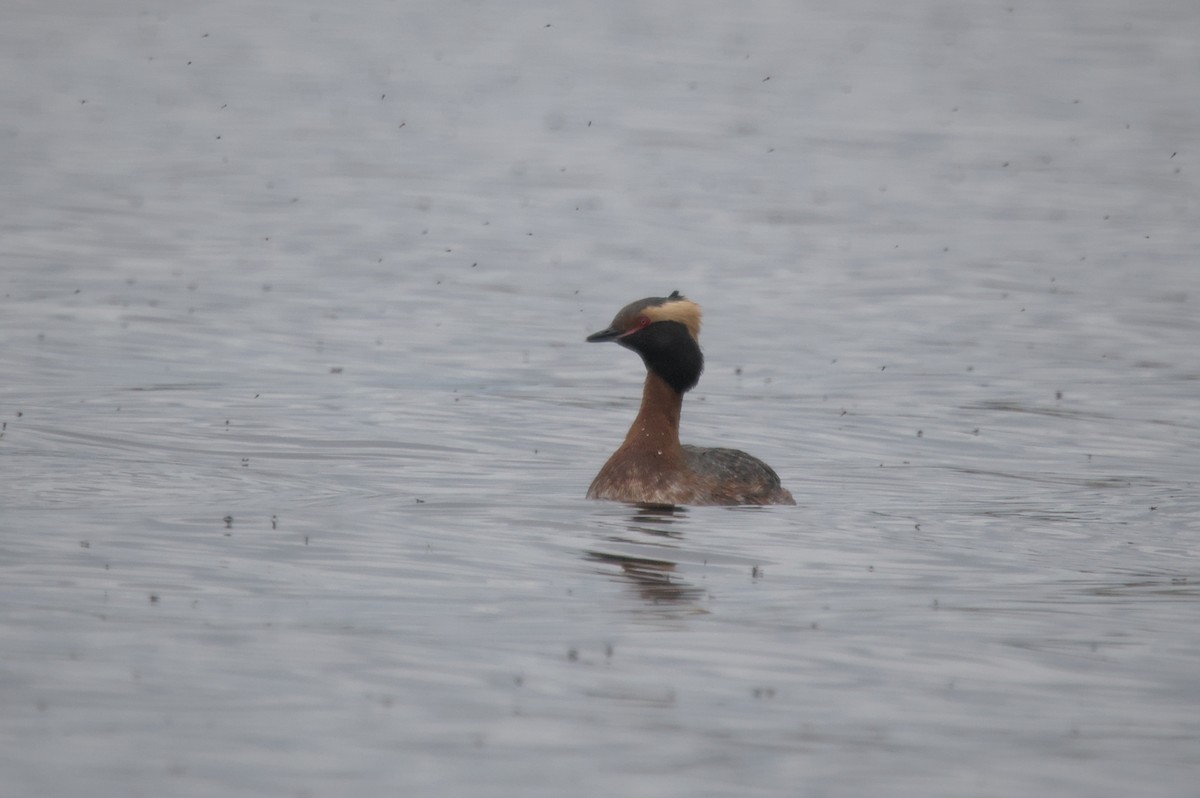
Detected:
left=621, top=371, right=684, bottom=451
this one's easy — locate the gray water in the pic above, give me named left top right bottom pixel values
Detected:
left=2, top=1, right=1199, bottom=796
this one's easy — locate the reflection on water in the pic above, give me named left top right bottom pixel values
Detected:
left=622, top=502, right=692, bottom=536
left=586, top=504, right=710, bottom=607
left=585, top=550, right=709, bottom=607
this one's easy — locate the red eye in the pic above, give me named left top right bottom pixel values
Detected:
left=633, top=315, right=651, bottom=330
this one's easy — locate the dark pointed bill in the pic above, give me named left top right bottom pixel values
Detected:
left=586, top=327, right=622, bottom=343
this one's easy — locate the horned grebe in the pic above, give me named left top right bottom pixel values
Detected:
left=586, top=291, right=795, bottom=507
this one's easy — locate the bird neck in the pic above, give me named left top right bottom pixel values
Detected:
left=621, top=371, right=684, bottom=453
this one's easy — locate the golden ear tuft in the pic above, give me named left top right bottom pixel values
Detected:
left=644, top=297, right=702, bottom=341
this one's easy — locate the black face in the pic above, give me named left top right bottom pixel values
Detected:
left=618, top=320, right=704, bottom=394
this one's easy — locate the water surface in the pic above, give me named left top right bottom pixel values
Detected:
left=2, top=1, right=1198, bottom=796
